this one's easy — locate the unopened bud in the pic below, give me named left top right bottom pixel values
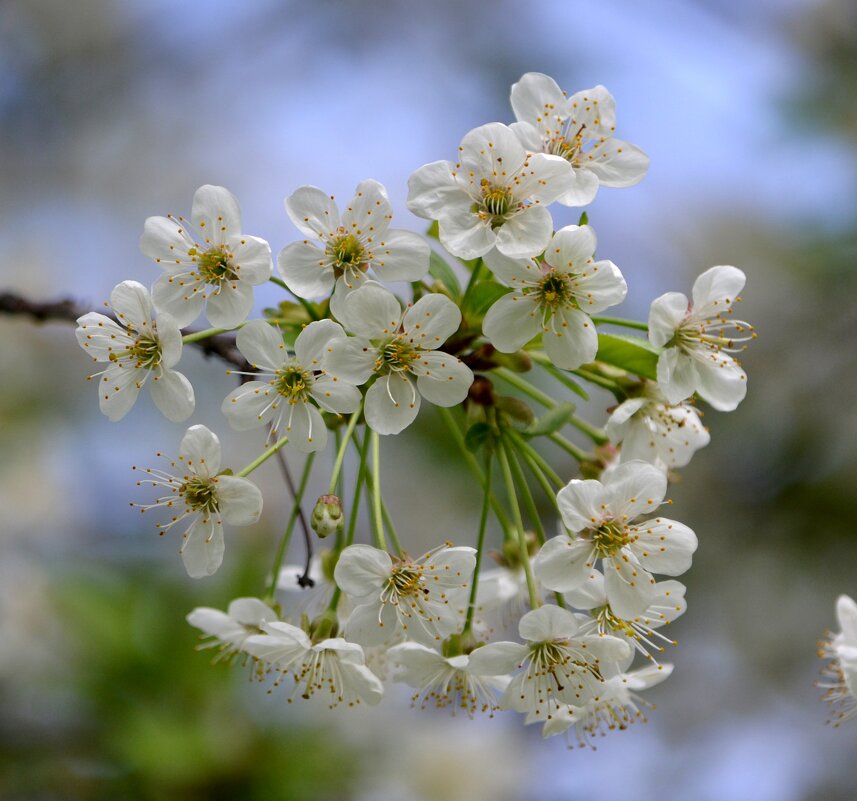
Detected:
left=311, top=494, right=344, bottom=539
left=492, top=349, right=532, bottom=373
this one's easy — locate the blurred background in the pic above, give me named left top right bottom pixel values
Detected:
left=2, top=0, right=856, bottom=798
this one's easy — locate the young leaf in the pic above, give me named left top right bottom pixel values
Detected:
left=525, top=401, right=576, bottom=437
left=428, top=250, right=462, bottom=298
left=594, top=333, right=659, bottom=380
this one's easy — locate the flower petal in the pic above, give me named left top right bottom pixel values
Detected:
left=205, top=279, right=254, bottom=329
left=294, top=319, right=346, bottom=367
left=603, top=552, right=655, bottom=618
left=519, top=604, right=580, bottom=642
left=407, top=160, right=466, bottom=220
left=216, top=475, right=263, bottom=526
left=311, top=375, right=361, bottom=414
left=180, top=425, right=222, bottom=474
left=413, top=352, right=473, bottom=406
left=110, top=280, right=154, bottom=332
left=192, top=185, right=242, bottom=243
left=403, top=293, right=461, bottom=349
left=603, top=460, right=667, bottom=521
left=277, top=241, right=335, bottom=300
left=285, top=185, right=340, bottom=239
left=648, top=292, right=689, bottom=348
left=180, top=516, right=225, bottom=579
left=228, top=234, right=273, bottom=284
left=543, top=305, right=598, bottom=370
left=532, top=535, right=596, bottom=593
left=557, top=478, right=610, bottom=532
left=334, top=544, right=393, bottom=597
left=371, top=228, right=431, bottom=282
left=583, top=139, right=649, bottom=188
left=322, top=337, right=376, bottom=385
left=237, top=319, right=287, bottom=371
left=364, top=373, right=421, bottom=435
left=628, top=517, right=697, bottom=576
left=150, top=367, right=195, bottom=423
left=482, top=292, right=542, bottom=352
left=494, top=205, right=552, bottom=259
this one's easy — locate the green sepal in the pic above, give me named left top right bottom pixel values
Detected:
left=465, top=421, right=497, bottom=453
left=495, top=395, right=535, bottom=426
left=525, top=401, right=576, bottom=437
left=594, top=333, right=660, bottom=380
left=578, top=211, right=589, bottom=226
left=428, top=251, right=462, bottom=298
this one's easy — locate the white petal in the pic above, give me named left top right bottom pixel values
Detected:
left=629, top=517, right=697, bottom=575
left=569, top=260, right=628, bottom=314
left=603, top=460, right=667, bottom=521
left=557, top=478, right=610, bottom=532
left=338, top=658, right=385, bottom=705
left=192, top=185, right=242, bottom=243
left=154, top=313, right=184, bottom=369
left=694, top=352, right=747, bottom=412
left=543, top=306, right=598, bottom=370
left=186, top=608, right=245, bottom=642
left=341, top=179, right=392, bottom=236
left=583, top=139, right=649, bottom=188
left=110, top=280, right=153, bottom=332
left=285, top=185, right=340, bottom=238
left=648, top=292, right=689, bottom=348
left=236, top=319, right=287, bottom=371
left=556, top=167, right=600, bottom=207
left=180, top=516, right=225, bottom=579
left=334, top=544, right=392, bottom=597
left=482, top=293, right=542, bottom=352
left=180, top=425, right=222, bottom=474
left=657, top=348, right=698, bottom=405
left=364, top=373, right=421, bottom=435
left=568, top=85, right=616, bottom=135
left=603, top=552, right=655, bottom=618
left=205, top=279, right=254, bottom=329
left=533, top=536, right=596, bottom=593
left=283, top=402, right=328, bottom=453
left=403, top=293, right=461, bottom=349
left=343, top=601, right=400, bottom=647
left=691, top=265, right=746, bottom=313
left=837, top=595, right=857, bottom=645
left=140, top=215, right=195, bottom=263
left=510, top=72, right=569, bottom=134
left=322, top=337, right=376, bottom=385
left=216, top=475, right=263, bottom=526
left=467, top=641, right=528, bottom=674
left=222, top=381, right=277, bottom=430
left=494, top=206, right=552, bottom=259
left=311, top=375, right=361, bottom=414
left=406, top=160, right=465, bottom=220
left=98, top=365, right=143, bottom=421
left=624, top=662, right=674, bottom=691
left=514, top=152, right=572, bottom=203
left=438, top=204, right=496, bottom=260
left=75, top=313, right=131, bottom=361
left=227, top=597, right=277, bottom=627
left=227, top=234, right=273, bottom=284
left=370, top=228, right=431, bottom=282
left=547, top=225, right=597, bottom=269
left=459, top=123, right=528, bottom=185
left=606, top=397, right=647, bottom=438
left=294, top=319, right=346, bottom=367
left=151, top=273, right=206, bottom=328
left=150, top=368, right=195, bottom=422
left=519, top=604, right=580, bottom=642
left=277, top=241, right=335, bottom=299
left=340, top=282, right=402, bottom=339
left=413, top=351, right=473, bottom=407
left=483, top=249, right=541, bottom=288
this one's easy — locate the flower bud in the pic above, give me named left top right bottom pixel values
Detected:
left=311, top=494, right=344, bottom=539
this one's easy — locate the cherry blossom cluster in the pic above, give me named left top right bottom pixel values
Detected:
left=75, top=72, right=757, bottom=745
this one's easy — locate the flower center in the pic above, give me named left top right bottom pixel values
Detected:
left=536, top=270, right=574, bottom=310
left=387, top=564, right=425, bottom=599
left=375, top=337, right=418, bottom=375
left=329, top=233, right=367, bottom=269
left=587, top=520, right=628, bottom=558
left=594, top=605, right=635, bottom=638
left=477, top=180, right=515, bottom=227
left=194, top=245, right=235, bottom=283
left=180, top=476, right=218, bottom=513
left=274, top=365, right=313, bottom=403
left=112, top=335, right=162, bottom=369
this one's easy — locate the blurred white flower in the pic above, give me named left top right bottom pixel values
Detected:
left=407, top=122, right=568, bottom=259
left=132, top=425, right=263, bottom=578
left=186, top=597, right=278, bottom=660
left=510, top=72, right=649, bottom=206
left=141, top=184, right=272, bottom=329
left=649, top=265, right=752, bottom=411
left=482, top=224, right=626, bottom=369
left=819, top=594, right=857, bottom=726
left=75, top=280, right=194, bottom=422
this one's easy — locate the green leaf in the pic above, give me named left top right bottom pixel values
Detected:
left=595, top=333, right=660, bottom=380
left=428, top=250, right=462, bottom=298
left=465, top=422, right=495, bottom=453
left=525, top=401, right=576, bottom=437
left=578, top=211, right=589, bottom=226
left=462, top=280, right=510, bottom=321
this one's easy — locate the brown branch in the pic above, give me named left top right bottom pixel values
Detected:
left=0, top=290, right=250, bottom=371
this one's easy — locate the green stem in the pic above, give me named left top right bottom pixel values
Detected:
left=436, top=407, right=513, bottom=534
left=327, top=403, right=363, bottom=494
left=269, top=276, right=320, bottom=320
left=236, top=435, right=290, bottom=477
left=516, top=446, right=561, bottom=512
left=370, top=432, right=388, bottom=552
left=497, top=440, right=539, bottom=610
left=362, top=466, right=403, bottom=556
left=463, top=453, right=493, bottom=638
left=572, top=367, right=624, bottom=395
left=264, top=453, right=316, bottom=603
left=548, top=432, right=588, bottom=463
left=530, top=352, right=589, bottom=401
left=591, top=315, right=649, bottom=332
left=504, top=428, right=563, bottom=489
left=343, top=428, right=371, bottom=549
left=182, top=326, right=228, bottom=343
left=505, top=444, right=546, bottom=546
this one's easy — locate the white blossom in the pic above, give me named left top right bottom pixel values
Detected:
left=132, top=425, right=263, bottom=578
left=186, top=597, right=278, bottom=660
left=567, top=570, right=687, bottom=660
left=278, top=180, right=430, bottom=318
left=819, top=594, right=857, bottom=726
left=509, top=73, right=649, bottom=207
left=407, top=122, right=569, bottom=260
left=324, top=282, right=473, bottom=435
left=75, top=280, right=194, bottom=422
left=607, top=389, right=709, bottom=471
left=649, top=265, right=752, bottom=411
left=533, top=461, right=697, bottom=618
left=243, top=621, right=384, bottom=707
left=482, top=224, right=626, bottom=369
left=222, top=319, right=361, bottom=452
left=475, top=604, right=631, bottom=721
left=334, top=543, right=476, bottom=647
left=141, top=184, right=272, bottom=329
left=540, top=662, right=673, bottom=746
left=388, top=642, right=511, bottom=716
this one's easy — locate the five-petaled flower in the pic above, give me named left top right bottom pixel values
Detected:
left=407, top=122, right=569, bottom=260
left=141, top=184, right=273, bottom=329
left=75, top=280, right=194, bottom=422
left=222, top=319, right=361, bottom=452
left=482, top=224, right=626, bottom=369
left=509, top=72, right=649, bottom=207
left=324, top=282, right=474, bottom=435
left=132, top=425, right=263, bottom=578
